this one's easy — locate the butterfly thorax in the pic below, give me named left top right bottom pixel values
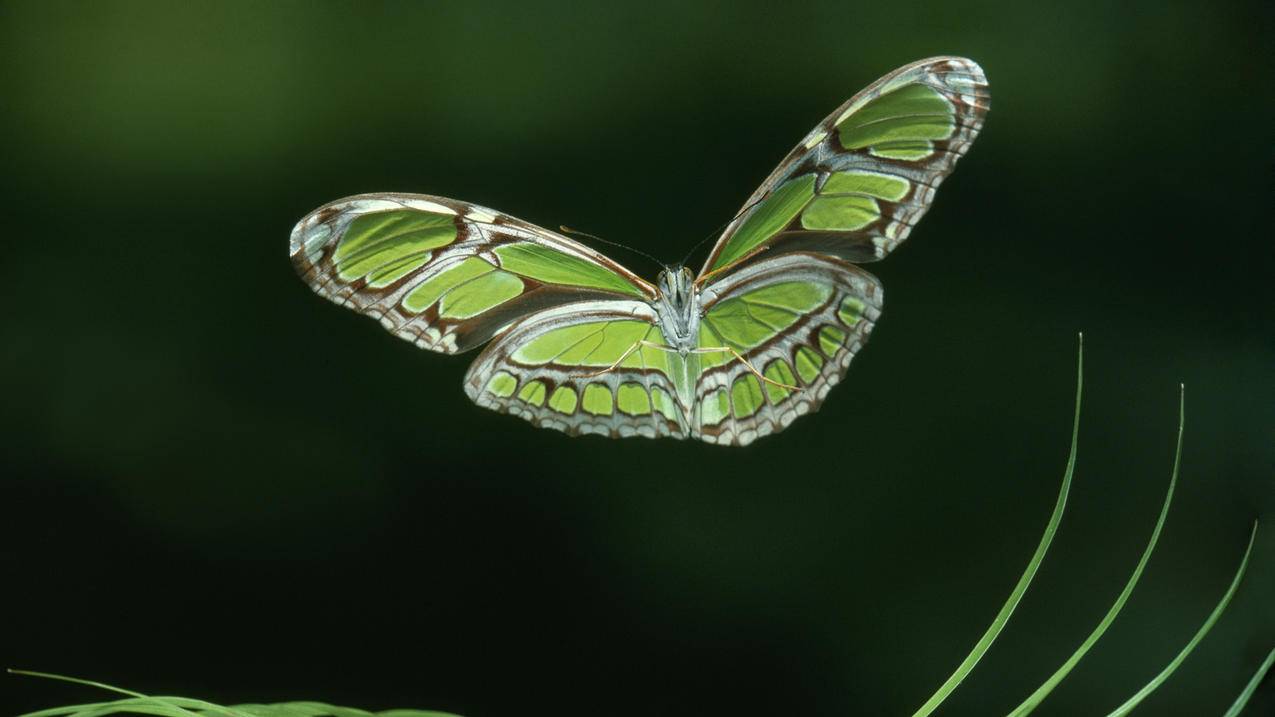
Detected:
left=653, top=265, right=700, bottom=355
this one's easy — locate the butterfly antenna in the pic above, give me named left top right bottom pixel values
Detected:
left=678, top=195, right=769, bottom=267
left=559, top=226, right=664, bottom=270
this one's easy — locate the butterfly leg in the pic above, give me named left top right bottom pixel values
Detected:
left=692, top=346, right=801, bottom=391
left=570, top=339, right=669, bottom=379
left=568, top=336, right=647, bottom=377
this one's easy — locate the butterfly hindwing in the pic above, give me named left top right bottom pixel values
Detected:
left=463, top=251, right=881, bottom=446
left=290, top=193, right=655, bottom=354
left=463, top=302, right=690, bottom=439
left=690, top=252, right=882, bottom=446
left=699, top=56, right=988, bottom=278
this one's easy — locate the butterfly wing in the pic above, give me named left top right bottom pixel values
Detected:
left=290, top=193, right=656, bottom=353
left=463, top=302, right=690, bottom=439
left=688, top=252, right=882, bottom=446
left=698, top=56, right=988, bottom=279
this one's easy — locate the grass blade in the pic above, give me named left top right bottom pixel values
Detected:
left=30, top=702, right=196, bottom=717
left=1104, top=520, right=1260, bottom=716
left=15, top=696, right=250, bottom=717
left=15, top=699, right=459, bottom=717
left=10, top=671, right=461, bottom=717
left=9, top=670, right=150, bottom=700
left=909, top=335, right=1084, bottom=717
left=1222, top=647, right=1275, bottom=717
left=9, top=671, right=240, bottom=717
left=1005, top=386, right=1185, bottom=716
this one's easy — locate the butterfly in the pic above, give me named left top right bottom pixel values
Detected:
left=290, top=56, right=988, bottom=446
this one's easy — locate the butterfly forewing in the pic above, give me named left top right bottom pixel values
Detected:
left=698, top=56, right=988, bottom=279
left=290, top=193, right=655, bottom=354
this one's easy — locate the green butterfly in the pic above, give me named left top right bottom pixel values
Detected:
left=291, top=56, right=988, bottom=445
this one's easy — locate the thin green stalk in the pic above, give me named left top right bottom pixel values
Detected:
left=17, top=698, right=242, bottom=717
left=10, top=671, right=256, bottom=717
left=909, top=335, right=1083, bottom=717
left=1104, top=520, right=1260, bottom=716
left=10, top=669, right=463, bottom=717
left=1222, top=647, right=1275, bottom=717
left=9, top=670, right=150, bottom=700
left=1006, top=386, right=1185, bottom=716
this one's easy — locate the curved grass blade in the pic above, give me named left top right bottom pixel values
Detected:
left=16, top=698, right=239, bottom=717
left=9, top=670, right=150, bottom=700
left=909, top=335, right=1084, bottom=717
left=15, top=697, right=459, bottom=717
left=1005, top=386, right=1185, bottom=716
left=233, top=705, right=457, bottom=717
left=9, top=670, right=230, bottom=717
left=1103, top=520, right=1260, bottom=716
left=1223, top=647, right=1275, bottom=717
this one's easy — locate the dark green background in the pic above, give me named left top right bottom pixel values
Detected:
left=3, top=2, right=1272, bottom=715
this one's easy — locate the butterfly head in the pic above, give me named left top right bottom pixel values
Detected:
left=656, top=265, right=695, bottom=305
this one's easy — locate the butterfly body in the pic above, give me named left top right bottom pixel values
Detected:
left=292, top=57, right=988, bottom=445
left=652, top=266, right=700, bottom=355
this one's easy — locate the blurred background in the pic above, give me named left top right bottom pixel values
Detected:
left=3, top=1, right=1271, bottom=715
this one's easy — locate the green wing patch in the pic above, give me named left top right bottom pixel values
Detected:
left=710, top=175, right=817, bottom=269
left=835, top=83, right=956, bottom=158
left=494, top=243, right=647, bottom=298
left=333, top=210, right=457, bottom=283
left=510, top=318, right=651, bottom=367
left=702, top=281, right=833, bottom=351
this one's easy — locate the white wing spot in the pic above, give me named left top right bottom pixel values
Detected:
left=804, top=130, right=828, bottom=149
left=300, top=223, right=331, bottom=260
left=402, top=198, right=459, bottom=215
left=346, top=199, right=404, bottom=214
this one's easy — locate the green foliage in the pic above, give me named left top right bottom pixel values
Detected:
left=8, top=671, right=460, bottom=717
left=908, top=338, right=1267, bottom=715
